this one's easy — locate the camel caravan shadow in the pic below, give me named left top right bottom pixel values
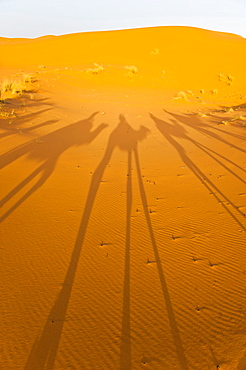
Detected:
left=150, top=111, right=246, bottom=231
left=25, top=114, right=189, bottom=370
left=0, top=112, right=107, bottom=222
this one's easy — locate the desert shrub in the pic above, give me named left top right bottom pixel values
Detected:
left=219, top=73, right=234, bottom=85
left=125, top=65, right=138, bottom=74
left=0, top=74, right=36, bottom=118
left=1, top=79, right=25, bottom=98
left=150, top=48, right=160, bottom=56
left=0, top=75, right=36, bottom=100
left=23, top=73, right=36, bottom=83
left=0, top=106, right=16, bottom=118
left=86, top=63, right=104, bottom=74
left=173, top=91, right=189, bottom=101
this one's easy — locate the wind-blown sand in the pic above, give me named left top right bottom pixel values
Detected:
left=1, top=26, right=246, bottom=370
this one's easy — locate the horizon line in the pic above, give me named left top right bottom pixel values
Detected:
left=1, top=24, right=245, bottom=40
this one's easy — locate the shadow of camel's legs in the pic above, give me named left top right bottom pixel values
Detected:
left=164, top=110, right=246, bottom=152
left=151, top=113, right=246, bottom=230
left=24, top=145, right=114, bottom=370
left=0, top=163, right=45, bottom=207
left=134, top=148, right=189, bottom=370
left=0, top=162, right=55, bottom=223
left=191, top=139, right=246, bottom=173
left=24, top=295, right=68, bottom=370
left=188, top=138, right=245, bottom=184
left=120, top=150, right=132, bottom=370
left=176, top=147, right=246, bottom=230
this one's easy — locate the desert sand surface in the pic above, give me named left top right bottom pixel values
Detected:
left=1, top=26, right=246, bottom=370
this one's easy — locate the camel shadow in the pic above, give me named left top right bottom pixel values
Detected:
left=114, top=116, right=188, bottom=369
left=164, top=109, right=246, bottom=152
left=25, top=114, right=189, bottom=369
left=24, top=114, right=149, bottom=370
left=150, top=112, right=246, bottom=231
left=164, top=110, right=246, bottom=183
left=0, top=112, right=107, bottom=222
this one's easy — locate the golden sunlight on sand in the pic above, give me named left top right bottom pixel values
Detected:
left=1, top=26, right=246, bottom=369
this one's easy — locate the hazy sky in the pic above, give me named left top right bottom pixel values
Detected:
left=0, top=0, right=245, bottom=38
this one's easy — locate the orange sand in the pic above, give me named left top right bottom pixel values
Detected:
left=1, top=26, right=246, bottom=370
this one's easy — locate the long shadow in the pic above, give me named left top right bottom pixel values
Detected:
left=193, top=141, right=245, bottom=177
left=0, top=108, right=54, bottom=140
left=117, top=119, right=150, bottom=370
left=164, top=110, right=246, bottom=179
left=0, top=112, right=107, bottom=222
left=24, top=115, right=149, bottom=370
left=150, top=113, right=246, bottom=231
left=24, top=115, right=189, bottom=369
left=163, top=112, right=245, bottom=184
left=134, top=147, right=189, bottom=370
left=3, top=96, right=49, bottom=106
left=120, top=150, right=132, bottom=370
left=118, top=120, right=188, bottom=369
left=0, top=110, right=96, bottom=169
left=170, top=108, right=246, bottom=141
left=190, top=140, right=245, bottom=184
left=0, top=118, right=57, bottom=140
left=164, top=110, right=246, bottom=153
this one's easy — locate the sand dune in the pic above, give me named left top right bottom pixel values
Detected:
left=1, top=26, right=246, bottom=369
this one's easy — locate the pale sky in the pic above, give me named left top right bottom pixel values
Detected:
left=0, top=0, right=245, bottom=38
